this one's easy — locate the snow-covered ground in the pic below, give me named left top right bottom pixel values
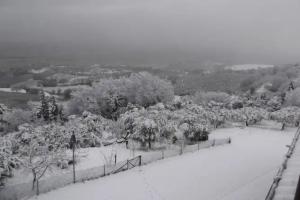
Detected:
left=7, top=143, right=146, bottom=185
left=0, top=88, right=26, bottom=93
left=28, top=127, right=295, bottom=200
left=225, top=64, right=274, bottom=71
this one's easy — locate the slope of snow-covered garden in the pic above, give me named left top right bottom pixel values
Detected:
left=29, top=126, right=295, bottom=200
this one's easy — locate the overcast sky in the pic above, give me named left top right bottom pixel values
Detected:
left=0, top=0, right=299, bottom=65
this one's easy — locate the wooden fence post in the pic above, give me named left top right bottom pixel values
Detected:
left=103, top=164, right=106, bottom=176
left=139, top=155, right=142, bottom=166
left=294, top=176, right=300, bottom=200
left=72, top=144, right=76, bottom=183
left=36, top=180, right=39, bottom=196
left=180, top=140, right=184, bottom=155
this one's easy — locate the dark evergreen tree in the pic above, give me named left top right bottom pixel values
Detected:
left=58, top=105, right=68, bottom=123
left=49, top=96, right=59, bottom=121
left=37, top=91, right=50, bottom=121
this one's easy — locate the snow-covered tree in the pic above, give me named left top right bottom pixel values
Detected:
left=0, top=138, right=20, bottom=186
left=2, top=108, right=33, bottom=133
left=179, top=117, right=209, bottom=142
left=228, top=107, right=267, bottom=126
left=285, top=88, right=300, bottom=107
left=67, top=72, right=174, bottom=117
left=35, top=92, right=67, bottom=124
left=67, top=88, right=99, bottom=115
left=270, top=107, right=300, bottom=130
left=132, top=118, right=158, bottom=149
left=37, top=91, right=50, bottom=121
left=267, top=96, right=282, bottom=111
left=17, top=124, right=66, bottom=195
left=49, top=96, right=59, bottom=121
left=193, top=91, right=230, bottom=108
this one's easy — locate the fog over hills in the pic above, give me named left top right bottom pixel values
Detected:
left=0, top=0, right=300, bottom=66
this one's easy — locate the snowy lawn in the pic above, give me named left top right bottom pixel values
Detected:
left=7, top=143, right=147, bottom=185
left=29, top=127, right=295, bottom=200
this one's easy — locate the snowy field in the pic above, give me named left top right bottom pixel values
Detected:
left=0, top=88, right=26, bottom=93
left=225, top=64, right=274, bottom=71
left=28, top=126, right=295, bottom=200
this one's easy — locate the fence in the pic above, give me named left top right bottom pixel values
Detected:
left=0, top=138, right=230, bottom=200
left=265, top=127, right=300, bottom=200
left=141, top=138, right=231, bottom=165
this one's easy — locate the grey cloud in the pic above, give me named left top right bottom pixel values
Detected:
left=0, top=0, right=299, bottom=65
